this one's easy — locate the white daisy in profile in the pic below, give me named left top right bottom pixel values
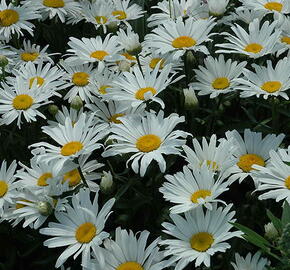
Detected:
left=105, top=64, right=178, bottom=108
left=145, top=17, right=216, bottom=59
left=225, top=129, right=285, bottom=183
left=31, top=113, right=104, bottom=171
left=86, top=227, right=167, bottom=270
left=275, top=17, right=290, bottom=56
left=0, top=160, right=18, bottom=215
left=33, top=0, right=81, bottom=23
left=190, top=54, right=247, bottom=98
left=40, top=188, right=115, bottom=268
left=182, top=134, right=237, bottom=173
left=241, top=0, right=290, bottom=16
left=0, top=0, right=40, bottom=40
left=236, top=58, right=290, bottom=100
left=116, top=25, right=141, bottom=54
left=160, top=164, right=230, bottom=213
left=0, top=77, right=53, bottom=128
left=231, top=252, right=270, bottom=270
left=103, top=111, right=189, bottom=177
left=160, top=204, right=242, bottom=268
left=12, top=61, right=66, bottom=94
left=60, top=62, right=97, bottom=103
left=223, top=7, right=265, bottom=25
left=253, top=150, right=290, bottom=203
left=82, top=0, right=115, bottom=34
left=111, top=0, right=145, bottom=25
left=48, top=106, right=85, bottom=126
left=216, top=18, right=281, bottom=58
left=65, top=35, right=121, bottom=66
left=11, top=40, right=56, bottom=67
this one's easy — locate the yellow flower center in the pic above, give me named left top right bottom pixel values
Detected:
left=37, top=172, right=52, bottom=186
left=109, top=113, right=125, bottom=124
left=172, top=36, right=196, bottom=48
left=285, top=176, right=290, bottom=189
left=0, top=9, right=19, bottom=26
left=190, top=232, right=214, bottom=252
left=281, top=36, right=290, bottom=44
left=135, top=87, right=157, bottom=100
left=244, top=43, right=263, bottom=54
left=149, top=58, right=165, bottom=69
left=261, top=81, right=282, bottom=93
left=264, top=2, right=283, bottom=12
left=237, top=154, right=265, bottom=172
left=95, top=16, right=108, bottom=24
left=112, top=10, right=127, bottom=20
left=43, top=0, right=65, bottom=8
left=21, top=52, right=39, bottom=62
left=60, top=141, right=83, bottom=156
left=116, top=262, right=144, bottom=270
left=136, top=134, right=162, bottom=152
left=72, top=72, right=89, bottom=86
left=122, top=52, right=136, bottom=61
left=212, top=77, right=230, bottom=90
left=191, top=189, right=211, bottom=203
left=63, top=169, right=81, bottom=187
left=0, top=181, right=8, bottom=197
left=75, top=222, right=97, bottom=243
left=15, top=199, right=31, bottom=209
left=205, top=160, right=219, bottom=171
left=13, top=94, right=34, bottom=110
left=90, top=50, right=109, bottom=61
left=29, top=76, right=45, bottom=88
left=99, top=85, right=110, bottom=94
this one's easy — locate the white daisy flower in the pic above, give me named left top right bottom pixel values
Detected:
left=160, top=164, right=230, bottom=213
left=0, top=160, right=18, bottom=216
left=117, top=25, right=141, bottom=54
left=231, top=252, right=270, bottom=270
left=216, top=18, right=281, bottom=58
left=0, top=0, right=40, bottom=40
left=103, top=111, right=189, bottom=177
left=11, top=39, right=56, bottom=67
left=48, top=106, right=86, bottom=126
left=145, top=17, right=216, bottom=59
left=60, top=62, right=98, bottom=103
left=160, top=204, right=242, bottom=268
left=225, top=129, right=285, bottom=183
left=253, top=150, right=290, bottom=203
left=236, top=57, right=290, bottom=100
left=182, top=134, right=237, bottom=173
left=190, top=54, right=247, bottom=98
left=86, top=227, right=168, bottom=270
left=31, top=113, right=104, bottom=171
left=39, top=188, right=115, bottom=268
left=0, top=77, right=53, bottom=128
left=111, top=0, right=145, bottom=25
left=105, top=64, right=178, bottom=108
left=65, top=35, right=121, bottom=66
left=275, top=17, right=290, bottom=56
left=223, top=7, right=265, bottom=25
left=33, top=0, right=82, bottom=23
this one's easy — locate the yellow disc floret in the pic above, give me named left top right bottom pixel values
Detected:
left=116, top=262, right=144, bottom=270
left=63, top=169, right=81, bottom=187
left=136, top=134, right=162, bottom=152
left=281, top=36, right=290, bottom=44
left=0, top=9, right=19, bottom=27
left=135, top=87, right=157, bottom=100
left=37, top=172, right=52, bottom=186
left=29, top=76, right=45, bottom=88
left=43, top=0, right=65, bottom=8
left=109, top=113, right=125, bottom=124
left=90, top=50, right=109, bottom=61
left=0, top=180, right=8, bottom=197
left=261, top=81, right=282, bottom=93
left=61, top=141, right=83, bottom=156
left=172, top=36, right=196, bottom=48
left=13, top=94, right=34, bottom=110
left=99, top=85, right=110, bottom=94
left=212, top=77, right=230, bottom=90
left=264, top=2, right=283, bottom=12
left=112, top=10, right=127, bottom=20
left=72, top=72, right=89, bottom=86
left=190, top=232, right=214, bottom=252
left=95, top=16, right=108, bottom=24
left=191, top=189, right=211, bottom=203
left=244, top=43, right=263, bottom=54
left=149, top=58, right=165, bottom=70
left=21, top=52, right=39, bottom=62
left=75, top=222, right=97, bottom=243
left=237, top=153, right=265, bottom=172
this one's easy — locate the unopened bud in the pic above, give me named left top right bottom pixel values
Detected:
left=264, top=222, right=279, bottom=240
left=37, top=201, right=53, bottom=216
left=0, top=55, right=8, bottom=67
left=100, top=171, right=113, bottom=193
left=118, top=60, right=131, bottom=72
left=127, top=45, right=142, bottom=56
left=70, top=96, right=83, bottom=110
left=208, top=0, right=229, bottom=16
left=107, top=21, right=118, bottom=33
left=48, top=104, right=59, bottom=116
left=183, top=87, right=199, bottom=110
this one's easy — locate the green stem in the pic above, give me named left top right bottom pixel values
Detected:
left=271, top=97, right=279, bottom=133
left=135, top=53, right=144, bottom=76
left=77, top=165, right=88, bottom=187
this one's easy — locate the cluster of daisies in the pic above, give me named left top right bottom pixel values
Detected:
left=1, top=0, right=290, bottom=269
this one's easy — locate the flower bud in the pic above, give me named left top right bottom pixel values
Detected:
left=48, top=104, right=59, bottom=116
left=208, top=0, right=229, bottom=16
left=37, top=201, right=53, bottom=216
left=70, top=96, right=83, bottom=111
left=183, top=87, right=199, bottom=110
left=107, top=21, right=118, bottom=33
left=100, top=171, right=113, bottom=193
left=264, top=222, right=279, bottom=240
left=0, top=55, right=8, bottom=67
left=118, top=60, right=131, bottom=72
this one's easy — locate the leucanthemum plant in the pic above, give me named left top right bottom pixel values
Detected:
left=231, top=252, right=270, bottom=270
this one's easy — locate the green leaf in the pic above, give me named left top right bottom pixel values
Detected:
left=267, top=209, right=282, bottom=234
left=282, top=201, right=290, bottom=227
